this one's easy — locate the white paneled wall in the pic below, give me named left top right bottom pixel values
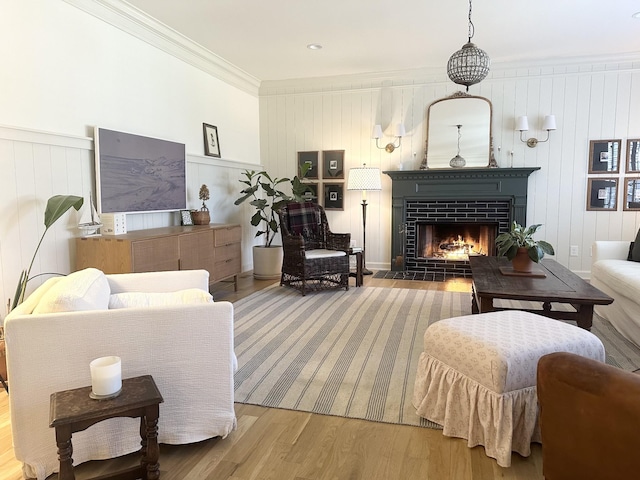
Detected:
left=259, top=59, right=640, bottom=276
left=0, top=126, right=259, bottom=316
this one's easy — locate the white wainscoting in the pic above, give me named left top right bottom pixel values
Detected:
left=259, top=57, right=640, bottom=277
left=0, top=125, right=258, bottom=316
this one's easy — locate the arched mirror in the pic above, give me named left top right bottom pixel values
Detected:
left=421, top=92, right=493, bottom=169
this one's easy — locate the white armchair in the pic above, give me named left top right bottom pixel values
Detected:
left=4, top=269, right=236, bottom=480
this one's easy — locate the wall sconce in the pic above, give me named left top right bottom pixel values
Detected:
left=372, top=123, right=405, bottom=153
left=516, top=115, right=557, bottom=148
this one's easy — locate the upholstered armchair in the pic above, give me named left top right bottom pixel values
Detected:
left=537, top=352, right=640, bottom=480
left=277, top=202, right=350, bottom=295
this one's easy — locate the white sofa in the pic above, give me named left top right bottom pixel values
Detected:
left=591, top=241, right=640, bottom=347
left=4, top=268, right=236, bottom=480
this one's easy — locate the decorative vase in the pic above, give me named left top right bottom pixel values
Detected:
left=192, top=210, right=210, bottom=225
left=512, top=247, right=534, bottom=273
left=252, top=245, right=283, bottom=280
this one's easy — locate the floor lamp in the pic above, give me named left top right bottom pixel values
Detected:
left=347, top=164, right=382, bottom=275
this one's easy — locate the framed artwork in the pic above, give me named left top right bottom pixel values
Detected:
left=298, top=151, right=319, bottom=179
left=322, top=150, right=345, bottom=179
left=626, top=139, right=640, bottom=173
left=586, top=177, right=618, bottom=211
left=588, top=139, right=621, bottom=174
left=180, top=209, right=194, bottom=226
left=623, top=177, right=640, bottom=211
left=323, top=183, right=344, bottom=210
left=203, top=123, right=221, bottom=157
left=301, top=182, right=319, bottom=204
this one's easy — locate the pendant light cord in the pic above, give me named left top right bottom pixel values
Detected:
left=467, top=0, right=475, bottom=43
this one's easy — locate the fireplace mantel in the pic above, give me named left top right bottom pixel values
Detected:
left=384, top=167, right=540, bottom=273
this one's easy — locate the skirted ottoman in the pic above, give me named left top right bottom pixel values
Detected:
left=412, top=310, right=605, bottom=467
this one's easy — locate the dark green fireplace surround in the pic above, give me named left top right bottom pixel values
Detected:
left=384, top=167, right=540, bottom=274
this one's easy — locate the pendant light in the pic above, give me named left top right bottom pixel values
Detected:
left=449, top=125, right=466, bottom=168
left=447, top=0, right=490, bottom=91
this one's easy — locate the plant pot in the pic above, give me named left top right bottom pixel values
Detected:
left=512, top=247, right=534, bottom=273
left=191, top=210, right=210, bottom=225
left=252, top=245, right=283, bottom=280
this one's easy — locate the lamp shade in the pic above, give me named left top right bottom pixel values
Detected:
left=515, top=116, right=529, bottom=132
left=371, top=124, right=383, bottom=139
left=543, top=115, right=557, bottom=131
left=347, top=166, right=382, bottom=191
left=394, top=123, right=406, bottom=137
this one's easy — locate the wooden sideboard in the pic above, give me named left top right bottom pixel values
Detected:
left=76, top=224, right=241, bottom=291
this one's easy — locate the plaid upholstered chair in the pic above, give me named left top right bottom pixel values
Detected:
left=277, top=202, right=350, bottom=295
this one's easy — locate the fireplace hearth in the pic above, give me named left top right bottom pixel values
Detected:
left=385, top=167, right=539, bottom=276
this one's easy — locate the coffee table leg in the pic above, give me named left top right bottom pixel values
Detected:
left=575, top=304, right=594, bottom=331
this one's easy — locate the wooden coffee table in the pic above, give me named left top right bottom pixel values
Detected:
left=469, top=256, right=614, bottom=330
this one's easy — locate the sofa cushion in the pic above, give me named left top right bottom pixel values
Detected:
left=592, top=259, right=640, bottom=300
left=631, top=228, right=640, bottom=262
left=32, top=268, right=110, bottom=314
left=108, top=288, right=213, bottom=309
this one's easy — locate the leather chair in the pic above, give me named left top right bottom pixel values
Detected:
left=537, top=352, right=640, bottom=480
left=277, top=201, right=350, bottom=295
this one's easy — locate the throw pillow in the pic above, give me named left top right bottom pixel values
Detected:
left=632, top=229, right=640, bottom=262
left=628, top=242, right=635, bottom=261
left=108, top=288, right=213, bottom=309
left=33, top=268, right=110, bottom=314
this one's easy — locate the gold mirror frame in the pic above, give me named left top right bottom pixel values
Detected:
left=420, top=92, right=495, bottom=169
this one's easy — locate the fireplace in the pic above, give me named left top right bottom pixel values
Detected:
left=418, top=222, right=497, bottom=259
left=385, top=167, right=539, bottom=277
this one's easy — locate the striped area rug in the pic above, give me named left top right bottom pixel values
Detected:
left=233, top=285, right=640, bottom=428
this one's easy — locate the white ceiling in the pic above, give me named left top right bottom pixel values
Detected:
left=126, top=0, right=640, bottom=81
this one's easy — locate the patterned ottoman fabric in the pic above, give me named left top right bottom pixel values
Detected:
left=413, top=310, right=605, bottom=468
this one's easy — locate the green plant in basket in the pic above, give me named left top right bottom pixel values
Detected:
left=495, top=222, right=555, bottom=263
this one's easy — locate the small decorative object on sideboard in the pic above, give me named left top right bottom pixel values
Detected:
left=495, top=222, right=555, bottom=276
left=192, top=184, right=211, bottom=225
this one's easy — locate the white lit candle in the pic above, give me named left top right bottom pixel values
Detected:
left=90, top=356, right=122, bottom=396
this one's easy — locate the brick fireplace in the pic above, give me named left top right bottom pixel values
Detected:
left=384, top=167, right=539, bottom=278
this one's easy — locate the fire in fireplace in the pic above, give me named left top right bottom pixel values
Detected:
left=418, top=223, right=497, bottom=260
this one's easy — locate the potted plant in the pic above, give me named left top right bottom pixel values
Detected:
left=11, top=195, right=84, bottom=310
left=192, top=184, right=210, bottom=225
left=234, top=166, right=310, bottom=279
left=495, top=222, right=555, bottom=273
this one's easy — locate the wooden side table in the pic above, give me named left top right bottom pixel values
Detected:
left=49, top=375, right=164, bottom=480
left=349, top=248, right=364, bottom=287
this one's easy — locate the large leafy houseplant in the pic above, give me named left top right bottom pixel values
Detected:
left=495, top=222, right=555, bottom=263
left=234, top=165, right=311, bottom=247
left=11, top=195, right=84, bottom=310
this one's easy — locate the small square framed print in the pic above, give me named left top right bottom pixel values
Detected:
left=203, top=123, right=221, bottom=157
left=323, top=183, right=344, bottom=210
left=586, top=177, right=618, bottom=211
left=626, top=139, right=640, bottom=173
left=301, top=182, right=319, bottom=204
left=180, top=209, right=194, bottom=225
left=322, top=150, right=345, bottom=179
left=588, top=139, right=621, bottom=174
left=623, top=177, right=640, bottom=210
left=298, top=151, right=319, bottom=179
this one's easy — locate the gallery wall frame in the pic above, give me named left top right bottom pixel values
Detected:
left=298, top=151, right=319, bottom=179
left=323, top=183, right=344, bottom=210
left=586, top=177, right=618, bottom=211
left=301, top=182, right=319, bottom=204
left=322, top=150, right=345, bottom=179
left=626, top=139, right=640, bottom=173
left=623, top=177, right=640, bottom=211
left=203, top=123, right=221, bottom=157
left=588, top=139, right=621, bottom=174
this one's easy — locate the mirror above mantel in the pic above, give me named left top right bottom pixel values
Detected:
left=420, top=92, right=494, bottom=169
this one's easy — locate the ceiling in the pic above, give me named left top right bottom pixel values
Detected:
left=126, top=0, right=640, bottom=82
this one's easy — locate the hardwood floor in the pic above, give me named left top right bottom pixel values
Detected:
left=0, top=273, right=544, bottom=480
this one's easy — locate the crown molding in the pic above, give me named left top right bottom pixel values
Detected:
left=63, top=0, right=260, bottom=97
left=260, top=52, right=640, bottom=96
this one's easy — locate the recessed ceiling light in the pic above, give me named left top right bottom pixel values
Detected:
left=307, top=43, right=323, bottom=50
left=633, top=11, right=640, bottom=19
